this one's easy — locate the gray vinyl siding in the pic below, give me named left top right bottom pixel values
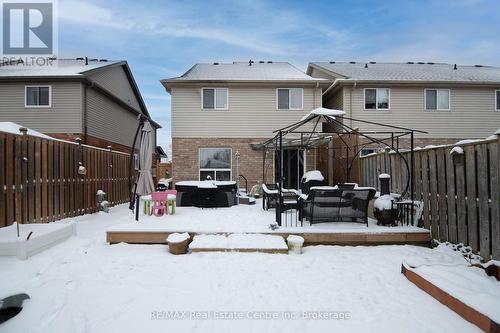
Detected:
left=89, top=66, right=142, bottom=112
left=0, top=82, right=82, bottom=133
left=86, top=88, right=141, bottom=147
left=339, top=85, right=500, bottom=139
left=171, top=85, right=322, bottom=138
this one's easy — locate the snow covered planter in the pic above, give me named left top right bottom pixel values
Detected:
left=286, top=235, right=304, bottom=254
left=373, top=174, right=397, bottom=226
left=166, top=233, right=190, bottom=255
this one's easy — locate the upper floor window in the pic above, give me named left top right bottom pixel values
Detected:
left=25, top=86, right=51, bottom=107
left=496, top=90, right=500, bottom=111
left=425, top=89, right=450, bottom=111
left=202, top=88, right=228, bottom=110
left=364, top=88, right=389, bottom=110
left=277, top=88, right=303, bottom=110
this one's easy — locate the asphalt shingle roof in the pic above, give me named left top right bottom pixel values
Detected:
left=310, top=62, right=500, bottom=83
left=165, top=62, right=320, bottom=82
left=0, top=58, right=121, bottom=77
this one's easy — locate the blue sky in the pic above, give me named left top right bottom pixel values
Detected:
left=57, top=0, right=500, bottom=155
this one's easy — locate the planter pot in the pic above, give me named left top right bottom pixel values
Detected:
left=287, top=235, right=304, bottom=254
left=374, top=208, right=398, bottom=226
left=166, top=232, right=190, bottom=255
left=168, top=239, right=189, bottom=255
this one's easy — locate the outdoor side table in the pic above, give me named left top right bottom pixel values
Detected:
left=167, top=194, right=176, bottom=215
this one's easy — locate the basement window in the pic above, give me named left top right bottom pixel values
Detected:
left=199, top=148, right=232, bottom=181
left=364, top=88, right=390, bottom=110
left=25, top=86, right=51, bottom=107
left=202, top=88, right=228, bottom=110
left=425, top=89, right=450, bottom=111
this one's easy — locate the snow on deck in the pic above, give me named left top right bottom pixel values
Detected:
left=0, top=205, right=487, bottom=332
left=107, top=200, right=426, bottom=235
left=189, top=233, right=288, bottom=253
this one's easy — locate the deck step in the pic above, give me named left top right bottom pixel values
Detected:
left=189, top=233, right=288, bottom=254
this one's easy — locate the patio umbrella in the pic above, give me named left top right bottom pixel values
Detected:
left=134, top=121, right=154, bottom=220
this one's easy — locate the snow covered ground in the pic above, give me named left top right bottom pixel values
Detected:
left=0, top=204, right=488, bottom=333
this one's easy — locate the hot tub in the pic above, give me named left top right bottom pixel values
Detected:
left=175, top=181, right=237, bottom=208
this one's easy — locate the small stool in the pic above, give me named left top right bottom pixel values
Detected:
left=167, top=194, right=176, bottom=215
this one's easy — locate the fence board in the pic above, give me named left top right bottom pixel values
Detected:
left=41, top=140, right=48, bottom=223
left=491, top=140, right=500, bottom=260
left=47, top=140, right=54, bottom=222
left=0, top=133, right=5, bottom=227
left=428, top=150, right=439, bottom=239
left=455, top=156, right=467, bottom=245
left=476, top=144, right=490, bottom=259
left=445, top=148, right=457, bottom=243
left=15, top=136, right=22, bottom=224
left=436, top=149, right=448, bottom=241
left=421, top=152, right=430, bottom=229
left=35, top=139, right=42, bottom=223
left=53, top=141, right=60, bottom=220
left=5, top=135, right=14, bottom=226
left=465, top=145, right=478, bottom=252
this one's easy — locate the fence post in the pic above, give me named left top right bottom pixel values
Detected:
left=19, top=127, right=28, bottom=226
left=75, top=138, right=82, bottom=216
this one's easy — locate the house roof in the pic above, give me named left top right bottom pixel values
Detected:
left=155, top=146, right=168, bottom=158
left=308, top=62, right=500, bottom=84
left=161, top=61, right=323, bottom=88
left=0, top=58, right=161, bottom=128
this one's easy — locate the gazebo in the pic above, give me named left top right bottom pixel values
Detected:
left=252, top=107, right=427, bottom=226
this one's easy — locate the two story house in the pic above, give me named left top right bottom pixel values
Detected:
left=161, top=61, right=326, bottom=188
left=0, top=58, right=161, bottom=153
left=307, top=61, right=500, bottom=149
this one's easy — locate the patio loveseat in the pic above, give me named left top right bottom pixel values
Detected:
left=299, top=185, right=376, bottom=226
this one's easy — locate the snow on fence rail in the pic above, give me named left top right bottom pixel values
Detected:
left=0, top=131, right=132, bottom=227
left=360, top=134, right=500, bottom=260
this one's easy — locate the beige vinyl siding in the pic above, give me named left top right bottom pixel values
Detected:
left=171, top=85, right=322, bottom=138
left=324, top=88, right=343, bottom=110
left=0, top=82, right=82, bottom=133
left=89, top=66, right=142, bottom=111
left=341, top=85, right=500, bottom=139
left=86, top=88, right=141, bottom=148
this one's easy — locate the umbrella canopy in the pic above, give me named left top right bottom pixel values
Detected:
left=135, top=121, right=155, bottom=196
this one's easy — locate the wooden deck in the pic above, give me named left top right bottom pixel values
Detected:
left=106, top=229, right=431, bottom=247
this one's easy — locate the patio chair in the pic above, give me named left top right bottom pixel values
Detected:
left=151, top=191, right=169, bottom=217
left=163, top=189, right=177, bottom=214
left=262, top=184, right=279, bottom=210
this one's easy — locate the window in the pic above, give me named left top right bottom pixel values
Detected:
left=277, top=88, right=303, bottom=110
left=496, top=90, right=500, bottom=111
left=25, top=86, right=51, bottom=107
left=202, top=88, right=228, bottom=110
left=425, top=89, right=450, bottom=111
left=360, top=148, right=375, bottom=156
left=199, top=148, right=232, bottom=181
left=364, top=88, right=390, bottom=110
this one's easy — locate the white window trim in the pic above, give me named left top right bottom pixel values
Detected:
left=424, top=88, right=451, bottom=111
left=198, top=147, right=232, bottom=181
left=495, top=90, right=500, bottom=112
left=25, top=85, right=52, bottom=108
left=363, top=88, right=390, bottom=111
left=276, top=88, right=304, bottom=110
left=201, top=87, right=229, bottom=110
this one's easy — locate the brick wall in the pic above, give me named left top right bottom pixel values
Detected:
left=172, top=138, right=320, bottom=189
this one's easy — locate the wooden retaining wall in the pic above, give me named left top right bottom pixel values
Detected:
left=361, top=136, right=500, bottom=260
left=0, top=131, right=132, bottom=227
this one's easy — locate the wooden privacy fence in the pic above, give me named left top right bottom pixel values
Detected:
left=361, top=135, right=500, bottom=260
left=0, top=131, right=132, bottom=227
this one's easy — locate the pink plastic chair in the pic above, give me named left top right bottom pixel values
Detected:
left=151, top=191, right=169, bottom=217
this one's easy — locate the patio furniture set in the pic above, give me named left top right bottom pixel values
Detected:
left=263, top=171, right=376, bottom=227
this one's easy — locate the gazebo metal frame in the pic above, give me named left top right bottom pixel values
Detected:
left=253, top=109, right=428, bottom=226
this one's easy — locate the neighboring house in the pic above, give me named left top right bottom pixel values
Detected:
left=307, top=62, right=500, bottom=148
left=161, top=61, right=326, bottom=188
left=0, top=58, right=161, bottom=154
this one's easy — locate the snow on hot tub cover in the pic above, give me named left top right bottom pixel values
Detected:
left=300, top=107, right=346, bottom=121
left=301, top=170, right=324, bottom=182
left=176, top=181, right=236, bottom=188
